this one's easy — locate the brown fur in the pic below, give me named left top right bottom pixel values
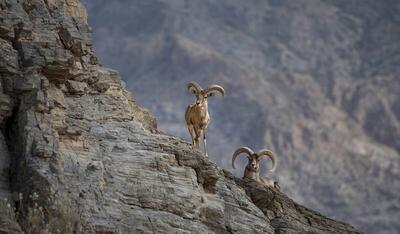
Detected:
left=232, top=147, right=278, bottom=188
left=185, top=82, right=224, bottom=156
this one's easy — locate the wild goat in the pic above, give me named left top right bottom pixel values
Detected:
left=232, top=147, right=279, bottom=188
left=185, top=81, right=225, bottom=156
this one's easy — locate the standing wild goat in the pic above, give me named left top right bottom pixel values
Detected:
left=232, top=147, right=279, bottom=188
left=185, top=81, right=225, bottom=156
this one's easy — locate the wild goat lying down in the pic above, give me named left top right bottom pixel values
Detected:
left=232, top=147, right=279, bottom=188
left=185, top=81, right=225, bottom=157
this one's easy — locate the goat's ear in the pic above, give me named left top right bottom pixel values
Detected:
left=208, top=93, right=213, bottom=97
left=192, top=90, right=196, bottom=94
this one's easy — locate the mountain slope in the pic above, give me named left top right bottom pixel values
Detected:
left=0, top=0, right=361, bottom=233
left=82, top=0, right=400, bottom=233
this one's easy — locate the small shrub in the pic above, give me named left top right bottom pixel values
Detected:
left=11, top=191, right=81, bottom=234
left=0, top=198, right=22, bottom=233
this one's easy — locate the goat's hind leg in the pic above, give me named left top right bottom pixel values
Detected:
left=261, top=177, right=275, bottom=188
left=187, top=125, right=196, bottom=147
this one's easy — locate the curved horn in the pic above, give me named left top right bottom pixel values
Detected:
left=232, top=147, right=254, bottom=169
left=205, top=84, right=225, bottom=96
left=187, top=81, right=202, bottom=94
left=257, top=149, right=277, bottom=172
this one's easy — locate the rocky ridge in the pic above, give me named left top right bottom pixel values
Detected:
left=0, top=0, right=362, bottom=233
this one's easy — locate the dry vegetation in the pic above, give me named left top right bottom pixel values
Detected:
left=1, top=191, right=80, bottom=234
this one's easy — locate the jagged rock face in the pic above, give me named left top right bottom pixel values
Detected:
left=0, top=0, right=361, bottom=233
left=82, top=1, right=400, bottom=233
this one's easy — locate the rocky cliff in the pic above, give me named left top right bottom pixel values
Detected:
left=0, top=0, right=361, bottom=233
left=82, top=1, right=400, bottom=233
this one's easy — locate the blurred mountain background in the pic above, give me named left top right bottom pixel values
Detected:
left=82, top=0, right=400, bottom=233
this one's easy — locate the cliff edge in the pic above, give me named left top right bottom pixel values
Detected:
left=0, top=0, right=360, bottom=233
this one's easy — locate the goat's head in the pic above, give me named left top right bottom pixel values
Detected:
left=187, top=81, right=225, bottom=105
left=232, top=147, right=277, bottom=174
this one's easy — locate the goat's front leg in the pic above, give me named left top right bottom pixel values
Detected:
left=193, top=127, right=201, bottom=149
left=188, top=125, right=196, bottom=147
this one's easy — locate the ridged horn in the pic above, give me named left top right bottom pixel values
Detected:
left=187, top=81, right=202, bottom=94
left=257, top=149, right=277, bottom=172
left=205, top=84, right=225, bottom=96
left=232, top=147, right=254, bottom=169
